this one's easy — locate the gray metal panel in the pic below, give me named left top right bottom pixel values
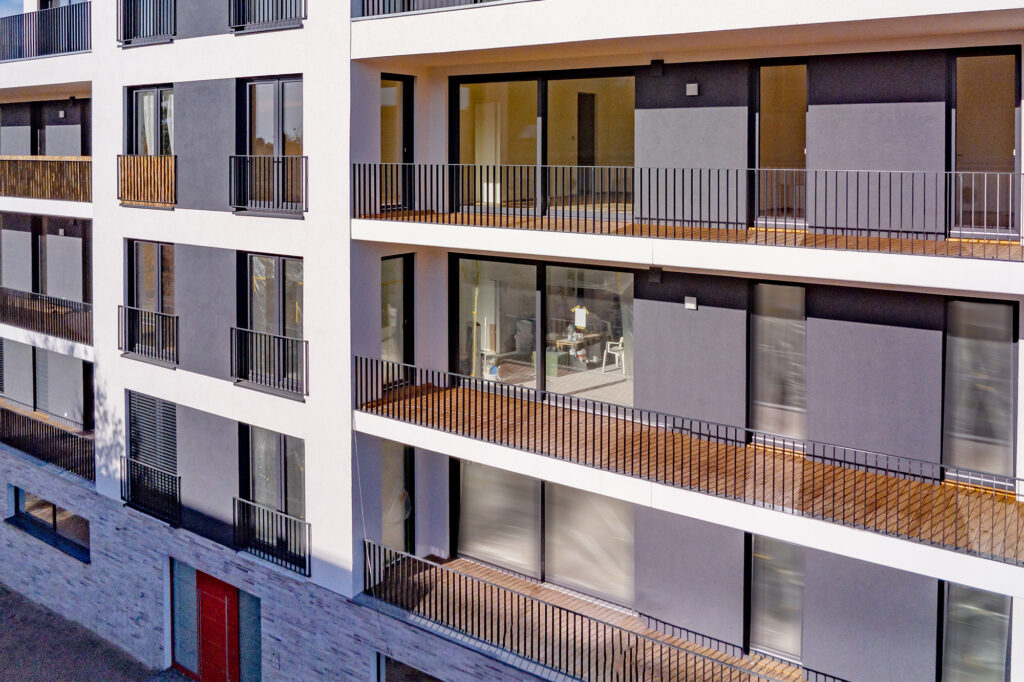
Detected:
left=414, top=448, right=450, bottom=559
left=1, top=230, right=32, bottom=292
left=174, top=244, right=236, bottom=379
left=42, top=100, right=86, bottom=157
left=45, top=350, right=84, bottom=427
left=174, top=79, right=237, bottom=212
left=176, top=0, right=230, bottom=39
left=44, top=235, right=83, bottom=302
left=1, top=339, right=33, bottom=407
left=634, top=508, right=746, bottom=648
left=805, top=287, right=945, bottom=463
left=802, top=549, right=939, bottom=681
left=0, top=103, right=31, bottom=155
left=636, top=61, right=750, bottom=110
left=634, top=273, right=748, bottom=426
left=177, top=404, right=238, bottom=546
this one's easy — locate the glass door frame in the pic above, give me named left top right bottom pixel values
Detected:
left=128, top=85, right=174, bottom=156
left=381, top=73, right=415, bottom=210
left=244, top=252, right=303, bottom=339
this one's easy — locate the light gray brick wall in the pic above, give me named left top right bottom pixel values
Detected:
left=0, top=446, right=537, bottom=682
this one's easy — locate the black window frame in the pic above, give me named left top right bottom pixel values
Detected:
left=127, top=84, right=175, bottom=156
left=244, top=252, right=303, bottom=339
left=6, top=487, right=90, bottom=562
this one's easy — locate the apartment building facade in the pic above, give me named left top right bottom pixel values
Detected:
left=0, top=1, right=1023, bottom=680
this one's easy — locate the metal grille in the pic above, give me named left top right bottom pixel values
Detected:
left=233, top=497, right=310, bottom=576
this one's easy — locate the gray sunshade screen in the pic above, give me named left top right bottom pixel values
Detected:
left=128, top=390, right=177, bottom=473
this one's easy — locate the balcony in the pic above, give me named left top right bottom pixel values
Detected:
left=0, top=157, right=91, bottom=203
left=352, top=164, right=1024, bottom=262
left=117, top=0, right=175, bottom=46
left=0, top=2, right=91, bottom=62
left=357, top=0, right=503, bottom=18
left=354, top=357, right=1024, bottom=567
left=228, top=0, right=306, bottom=33
left=229, top=155, right=308, bottom=215
left=117, top=155, right=176, bottom=208
left=117, top=305, right=179, bottom=365
left=0, top=401, right=93, bottom=482
left=230, top=327, right=308, bottom=396
left=120, top=457, right=181, bottom=526
left=232, top=497, right=310, bottom=575
left=363, top=540, right=812, bottom=681
left=0, top=287, right=91, bottom=344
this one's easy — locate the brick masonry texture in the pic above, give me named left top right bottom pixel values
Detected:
left=0, top=446, right=537, bottom=682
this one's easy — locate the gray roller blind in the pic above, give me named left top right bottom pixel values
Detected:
left=128, top=391, right=177, bottom=473
left=33, top=350, right=48, bottom=414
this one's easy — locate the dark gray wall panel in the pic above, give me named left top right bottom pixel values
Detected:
left=1, top=339, right=33, bottom=407
left=45, top=235, right=83, bottom=301
left=174, top=244, right=236, bottom=379
left=1, top=230, right=32, bottom=292
left=634, top=273, right=748, bottom=426
left=803, top=549, right=938, bottom=681
left=176, top=0, right=229, bottom=39
left=636, top=61, right=750, bottom=110
left=177, top=405, right=238, bottom=546
left=634, top=508, right=746, bottom=647
left=805, top=287, right=944, bottom=462
left=175, top=79, right=236, bottom=212
left=45, top=351, right=84, bottom=427
left=808, top=51, right=947, bottom=106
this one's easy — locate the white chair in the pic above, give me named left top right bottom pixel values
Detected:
left=602, top=337, right=625, bottom=373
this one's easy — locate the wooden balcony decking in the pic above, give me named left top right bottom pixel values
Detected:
left=356, top=210, right=1024, bottom=261
left=360, top=383, right=1024, bottom=564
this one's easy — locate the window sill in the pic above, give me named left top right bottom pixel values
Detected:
left=5, top=516, right=90, bottom=563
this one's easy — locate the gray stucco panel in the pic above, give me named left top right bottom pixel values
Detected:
left=45, top=235, right=83, bottom=302
left=174, top=244, right=236, bottom=380
left=177, top=404, right=239, bottom=546
left=175, top=79, right=237, bottom=212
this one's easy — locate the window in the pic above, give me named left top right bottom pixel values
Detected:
left=7, top=487, right=89, bottom=562
left=248, top=254, right=303, bottom=339
left=750, top=284, right=807, bottom=439
left=942, top=583, right=1011, bottom=681
left=749, top=535, right=804, bottom=661
left=375, top=654, right=439, bottom=681
left=131, top=87, right=174, bottom=156
left=943, top=301, right=1015, bottom=479
left=381, top=255, right=413, bottom=367
left=248, top=78, right=303, bottom=158
left=130, top=240, right=174, bottom=314
left=381, top=440, right=414, bottom=553
left=247, top=426, right=305, bottom=520
left=127, top=391, right=177, bottom=473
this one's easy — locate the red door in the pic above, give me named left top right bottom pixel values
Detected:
left=196, top=572, right=240, bottom=682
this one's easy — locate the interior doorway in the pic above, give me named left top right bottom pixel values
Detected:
left=953, top=54, right=1017, bottom=237
left=758, top=64, right=807, bottom=226
left=380, top=74, right=414, bottom=209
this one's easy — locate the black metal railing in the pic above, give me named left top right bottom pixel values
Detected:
left=118, top=305, right=179, bottom=365
left=358, top=0, right=501, bottom=17
left=230, top=327, right=308, bottom=396
left=353, top=163, right=1024, bottom=261
left=0, top=404, right=94, bottom=481
left=354, top=357, right=1024, bottom=567
left=117, top=0, right=174, bottom=45
left=230, top=155, right=308, bottom=214
left=363, top=541, right=781, bottom=681
left=0, top=287, right=91, bottom=345
left=121, top=456, right=181, bottom=526
left=229, top=0, right=306, bottom=32
left=0, top=2, right=91, bottom=61
left=233, top=497, right=310, bottom=575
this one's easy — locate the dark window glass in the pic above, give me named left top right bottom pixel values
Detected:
left=249, top=425, right=305, bottom=519
left=10, top=488, right=89, bottom=560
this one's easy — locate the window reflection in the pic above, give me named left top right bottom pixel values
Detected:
left=750, top=284, right=807, bottom=439
left=943, top=583, right=1011, bottom=681
left=381, top=440, right=412, bottom=552
left=459, top=462, right=541, bottom=578
left=750, top=535, right=804, bottom=660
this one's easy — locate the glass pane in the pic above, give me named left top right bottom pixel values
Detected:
left=282, top=80, right=303, bottom=156
left=381, top=257, right=405, bottom=365
left=283, top=259, right=303, bottom=339
left=55, top=505, right=89, bottom=549
left=171, top=560, right=199, bottom=675
left=160, top=90, right=174, bottom=156
left=18, top=491, right=53, bottom=528
left=545, top=266, right=634, bottom=405
left=134, top=241, right=157, bottom=312
left=284, top=435, right=305, bottom=519
left=750, top=535, right=804, bottom=660
left=250, top=426, right=280, bottom=510
left=381, top=79, right=404, bottom=165
left=944, top=301, right=1015, bottom=477
left=249, top=82, right=277, bottom=156
left=457, top=259, right=537, bottom=387
left=159, top=244, right=174, bottom=315
left=459, top=462, right=541, bottom=578
left=135, top=90, right=156, bottom=156
left=750, top=284, right=807, bottom=439
left=249, top=255, right=278, bottom=335
left=544, top=484, right=634, bottom=604
left=547, top=77, right=634, bottom=167
left=943, top=583, right=1011, bottom=682
left=381, top=441, right=411, bottom=551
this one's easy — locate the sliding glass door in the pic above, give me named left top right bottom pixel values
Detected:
left=750, top=284, right=807, bottom=440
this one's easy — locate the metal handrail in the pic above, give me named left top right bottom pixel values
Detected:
left=233, top=496, right=311, bottom=576
left=121, top=456, right=181, bottom=526
left=118, top=305, right=179, bottom=365
left=0, top=287, right=91, bottom=344
left=117, top=0, right=175, bottom=44
left=229, top=155, right=309, bottom=214
left=0, top=2, right=91, bottom=62
left=229, top=0, right=307, bottom=31
left=0, top=404, right=94, bottom=481
left=230, top=327, right=309, bottom=395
